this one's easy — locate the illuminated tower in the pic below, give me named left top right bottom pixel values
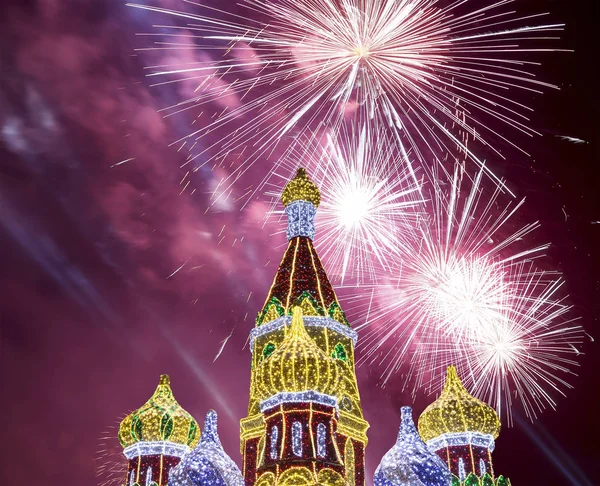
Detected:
left=118, top=375, right=200, bottom=486
left=240, top=168, right=369, bottom=486
left=418, top=367, right=512, bottom=486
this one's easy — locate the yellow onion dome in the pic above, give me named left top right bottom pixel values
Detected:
left=254, top=306, right=340, bottom=401
left=118, top=374, right=200, bottom=449
left=281, top=168, right=321, bottom=208
left=418, top=366, right=501, bottom=443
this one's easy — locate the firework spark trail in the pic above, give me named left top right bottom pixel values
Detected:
left=265, top=123, right=425, bottom=284
left=127, top=0, right=565, bottom=203
left=95, top=422, right=126, bottom=486
left=451, top=265, right=584, bottom=423
left=341, top=163, right=583, bottom=420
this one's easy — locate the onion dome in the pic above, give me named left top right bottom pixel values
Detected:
left=418, top=367, right=500, bottom=443
left=374, top=407, right=451, bottom=486
left=254, top=306, right=340, bottom=402
left=168, top=410, right=244, bottom=486
left=119, top=374, right=200, bottom=449
left=281, top=168, right=321, bottom=207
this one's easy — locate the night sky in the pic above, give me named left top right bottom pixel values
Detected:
left=1, top=1, right=599, bottom=485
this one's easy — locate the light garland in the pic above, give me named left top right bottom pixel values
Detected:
left=269, top=426, right=278, bottom=460
left=259, top=390, right=338, bottom=413
left=291, top=421, right=303, bottom=457
left=281, top=168, right=321, bottom=208
left=458, top=459, right=466, bottom=482
left=253, top=307, right=342, bottom=402
left=374, top=406, right=451, bottom=486
left=250, top=315, right=357, bottom=351
left=425, top=433, right=495, bottom=454
left=123, top=441, right=191, bottom=460
left=317, top=423, right=327, bottom=458
left=117, top=375, right=200, bottom=486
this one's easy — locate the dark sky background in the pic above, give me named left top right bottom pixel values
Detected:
left=1, top=1, right=599, bottom=485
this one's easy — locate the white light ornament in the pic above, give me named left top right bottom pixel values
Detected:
left=168, top=410, right=244, bottom=486
left=285, top=200, right=317, bottom=240
left=373, top=407, right=452, bottom=486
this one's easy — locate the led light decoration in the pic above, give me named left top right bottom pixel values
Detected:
left=269, top=427, right=279, bottom=460
left=418, top=367, right=512, bottom=486
left=259, top=391, right=338, bottom=413
left=242, top=170, right=369, bottom=486
left=281, top=168, right=321, bottom=208
left=374, top=407, right=451, bottom=486
left=291, top=422, right=303, bottom=457
left=168, top=410, right=244, bottom=486
left=253, top=307, right=342, bottom=402
left=118, top=375, right=200, bottom=486
left=250, top=315, right=357, bottom=350
left=256, top=169, right=349, bottom=327
left=317, top=423, right=327, bottom=458
left=119, top=375, right=200, bottom=449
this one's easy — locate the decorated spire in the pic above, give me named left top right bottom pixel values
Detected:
left=374, top=407, right=451, bottom=486
left=256, top=169, right=348, bottom=326
left=118, top=374, right=200, bottom=449
left=418, top=366, right=501, bottom=443
left=282, top=168, right=320, bottom=241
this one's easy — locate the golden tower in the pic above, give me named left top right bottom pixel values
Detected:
left=240, top=168, right=369, bottom=486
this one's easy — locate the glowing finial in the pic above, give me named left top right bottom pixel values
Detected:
left=281, top=168, right=321, bottom=207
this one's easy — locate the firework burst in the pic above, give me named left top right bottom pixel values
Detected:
left=343, top=164, right=584, bottom=420
left=128, top=0, right=564, bottom=201
left=266, top=124, right=424, bottom=283
left=454, top=269, right=584, bottom=423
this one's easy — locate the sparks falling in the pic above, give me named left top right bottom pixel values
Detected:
left=128, top=0, right=564, bottom=201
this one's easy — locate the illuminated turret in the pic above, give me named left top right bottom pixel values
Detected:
left=118, top=375, right=200, bottom=486
left=241, top=169, right=369, bottom=486
left=418, top=367, right=511, bottom=486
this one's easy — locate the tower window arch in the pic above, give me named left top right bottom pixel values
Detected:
left=270, top=425, right=279, bottom=459
left=145, top=467, right=153, bottom=486
left=292, top=421, right=303, bottom=457
left=316, top=423, right=327, bottom=458
left=479, top=458, right=487, bottom=475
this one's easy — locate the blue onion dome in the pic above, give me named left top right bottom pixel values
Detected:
left=374, top=407, right=452, bottom=486
left=168, top=410, right=244, bottom=486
